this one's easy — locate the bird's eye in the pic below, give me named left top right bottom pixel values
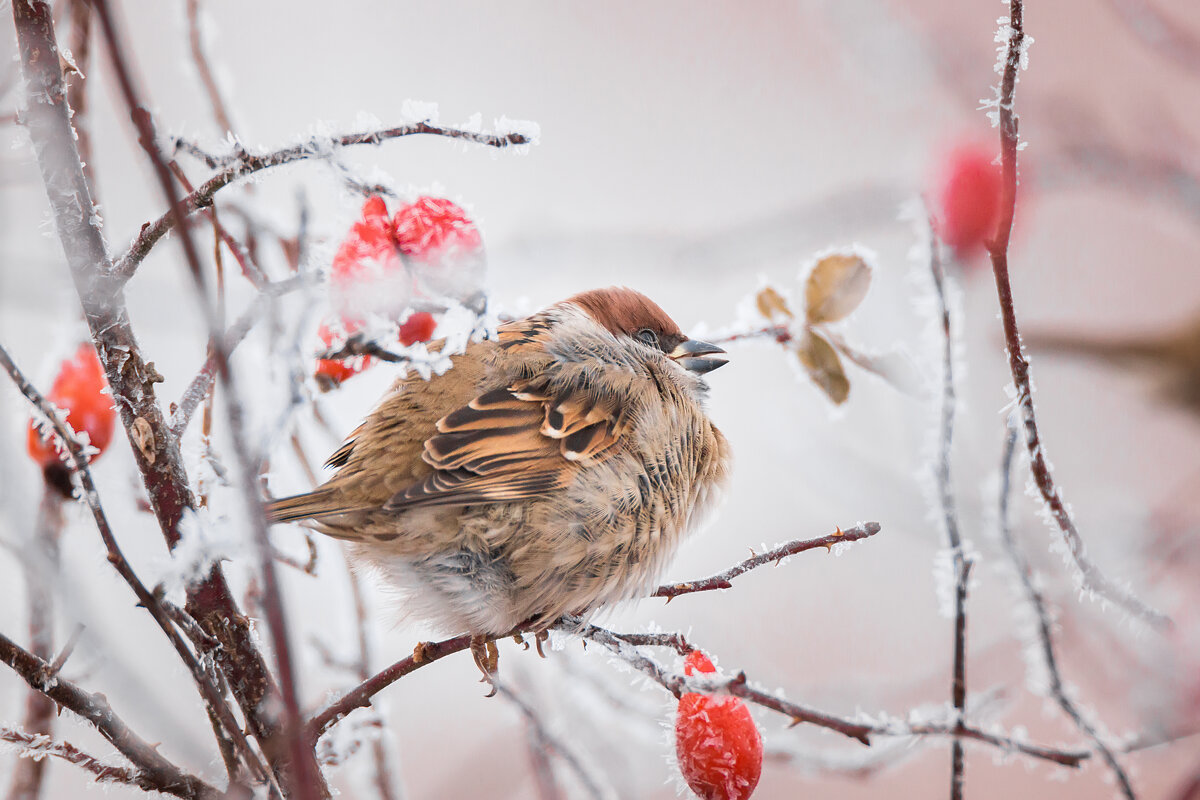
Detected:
left=635, top=328, right=659, bottom=348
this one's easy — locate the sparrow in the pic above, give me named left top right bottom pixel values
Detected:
left=267, top=287, right=731, bottom=679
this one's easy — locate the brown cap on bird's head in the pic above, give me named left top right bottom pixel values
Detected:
left=567, top=287, right=728, bottom=374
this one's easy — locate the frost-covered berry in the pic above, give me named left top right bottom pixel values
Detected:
left=391, top=196, right=482, bottom=263
left=330, top=196, right=401, bottom=288
left=27, top=343, right=116, bottom=492
left=675, top=651, right=763, bottom=800
left=936, top=141, right=1004, bottom=254
left=314, top=318, right=372, bottom=390
left=398, top=311, right=437, bottom=346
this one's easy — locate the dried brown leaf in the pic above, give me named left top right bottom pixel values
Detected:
left=755, top=286, right=793, bottom=321
left=795, top=329, right=850, bottom=404
left=805, top=253, right=872, bottom=324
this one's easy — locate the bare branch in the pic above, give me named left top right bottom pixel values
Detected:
left=652, top=522, right=881, bottom=599
left=112, top=122, right=533, bottom=282
left=984, top=0, right=1167, bottom=628
left=1, top=727, right=154, bottom=793
left=927, top=212, right=971, bottom=800
left=0, top=634, right=220, bottom=800
left=996, top=419, right=1137, bottom=798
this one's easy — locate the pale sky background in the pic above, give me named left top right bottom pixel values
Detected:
left=1, top=1, right=1199, bottom=798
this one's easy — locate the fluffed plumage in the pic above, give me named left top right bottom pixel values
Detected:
left=267, top=287, right=731, bottom=636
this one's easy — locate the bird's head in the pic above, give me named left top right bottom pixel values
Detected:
left=565, top=287, right=728, bottom=377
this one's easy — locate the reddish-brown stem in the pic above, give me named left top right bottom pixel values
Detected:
left=928, top=214, right=970, bottom=800
left=984, top=0, right=1167, bottom=629
left=996, top=421, right=1136, bottom=797
left=0, top=634, right=220, bottom=800
left=652, top=522, right=880, bottom=599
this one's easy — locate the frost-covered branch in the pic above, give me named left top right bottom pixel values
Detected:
left=90, top=2, right=322, bottom=794
left=927, top=213, right=972, bottom=799
left=996, top=420, right=1137, bottom=798
left=578, top=623, right=1091, bottom=767
left=112, top=121, right=534, bottom=282
left=651, top=522, right=880, bottom=599
left=984, top=0, right=1167, bottom=628
left=12, top=0, right=280, bottom=768
left=0, top=342, right=271, bottom=790
left=1, top=726, right=153, bottom=793
left=0, top=633, right=220, bottom=800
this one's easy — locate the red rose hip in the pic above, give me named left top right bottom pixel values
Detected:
left=675, top=651, right=763, bottom=800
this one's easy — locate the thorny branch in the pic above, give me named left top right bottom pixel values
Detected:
left=984, top=0, right=1168, bottom=628
left=112, top=121, right=533, bottom=282
left=996, top=420, right=1137, bottom=798
left=652, top=522, right=880, bottom=599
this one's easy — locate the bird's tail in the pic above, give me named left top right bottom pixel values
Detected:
left=264, top=489, right=344, bottom=523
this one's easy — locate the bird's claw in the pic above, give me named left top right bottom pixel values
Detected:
left=470, top=635, right=500, bottom=697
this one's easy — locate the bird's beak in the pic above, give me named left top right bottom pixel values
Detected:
left=669, top=339, right=729, bottom=374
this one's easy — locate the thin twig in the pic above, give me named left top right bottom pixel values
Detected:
left=652, top=522, right=881, bottom=599
left=984, top=0, right=1167, bottom=628
left=184, top=0, right=238, bottom=135
left=1, top=727, right=153, bottom=793
left=0, top=634, right=221, bottom=800
left=169, top=271, right=316, bottom=438
left=996, top=418, right=1137, bottom=798
left=928, top=213, right=971, bottom=800
left=112, top=122, right=533, bottom=281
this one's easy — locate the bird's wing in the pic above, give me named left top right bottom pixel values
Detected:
left=384, top=377, right=626, bottom=510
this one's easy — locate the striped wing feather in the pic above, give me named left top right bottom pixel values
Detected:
left=385, top=381, right=624, bottom=510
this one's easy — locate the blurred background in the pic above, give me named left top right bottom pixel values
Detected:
left=2, top=0, right=1199, bottom=797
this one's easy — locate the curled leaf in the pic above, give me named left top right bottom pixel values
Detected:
left=795, top=329, right=850, bottom=404
left=805, top=252, right=872, bottom=324
left=755, top=285, right=793, bottom=322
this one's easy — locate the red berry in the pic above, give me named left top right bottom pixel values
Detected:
left=391, top=197, right=482, bottom=263
left=314, top=318, right=373, bottom=389
left=27, top=343, right=116, bottom=469
left=330, top=196, right=401, bottom=288
left=675, top=651, right=763, bottom=800
left=398, top=311, right=437, bottom=346
left=936, top=141, right=1004, bottom=254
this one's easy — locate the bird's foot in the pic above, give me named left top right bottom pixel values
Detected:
left=412, top=641, right=434, bottom=664
left=470, top=635, right=500, bottom=697
left=534, top=629, right=550, bottom=658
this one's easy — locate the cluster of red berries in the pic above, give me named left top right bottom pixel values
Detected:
left=675, top=650, right=763, bottom=800
left=315, top=195, right=482, bottom=388
left=26, top=342, right=116, bottom=495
